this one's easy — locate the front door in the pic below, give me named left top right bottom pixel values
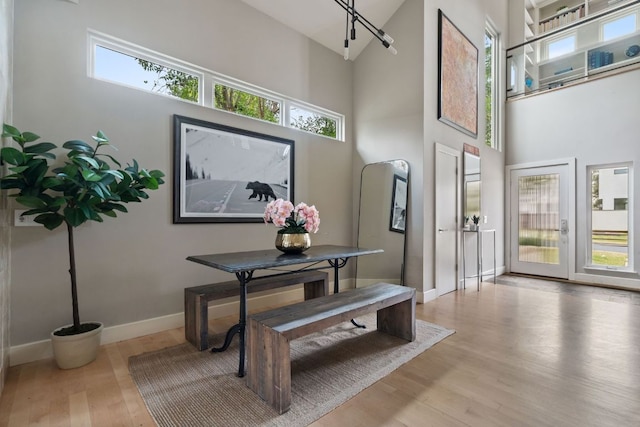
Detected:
left=509, top=164, right=570, bottom=278
left=435, top=144, right=459, bottom=295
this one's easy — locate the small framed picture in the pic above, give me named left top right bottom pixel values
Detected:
left=389, top=174, right=407, bottom=233
left=173, top=115, right=294, bottom=223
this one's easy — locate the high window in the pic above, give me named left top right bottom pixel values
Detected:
left=589, top=164, right=632, bottom=269
left=88, top=31, right=344, bottom=141
left=547, top=34, right=576, bottom=59
left=602, top=13, right=637, bottom=41
left=484, top=21, right=500, bottom=150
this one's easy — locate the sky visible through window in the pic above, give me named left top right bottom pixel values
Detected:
left=603, top=14, right=636, bottom=41
left=94, top=46, right=175, bottom=94
left=548, top=35, right=576, bottom=58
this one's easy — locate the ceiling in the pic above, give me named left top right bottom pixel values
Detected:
left=240, top=0, right=405, bottom=60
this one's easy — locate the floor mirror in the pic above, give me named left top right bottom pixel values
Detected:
left=355, top=159, right=409, bottom=288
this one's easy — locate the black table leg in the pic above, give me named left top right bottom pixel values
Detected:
left=328, top=258, right=366, bottom=329
left=210, top=270, right=251, bottom=378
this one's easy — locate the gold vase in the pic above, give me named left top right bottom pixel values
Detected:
left=275, top=233, right=311, bottom=254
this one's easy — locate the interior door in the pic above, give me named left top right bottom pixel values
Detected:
left=510, top=165, right=569, bottom=278
left=435, top=144, right=459, bottom=295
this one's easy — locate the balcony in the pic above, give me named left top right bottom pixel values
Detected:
left=507, top=0, right=640, bottom=99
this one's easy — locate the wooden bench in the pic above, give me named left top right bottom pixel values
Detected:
left=246, top=282, right=415, bottom=414
left=184, top=270, right=329, bottom=351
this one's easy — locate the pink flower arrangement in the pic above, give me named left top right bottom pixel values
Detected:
left=264, top=198, right=320, bottom=234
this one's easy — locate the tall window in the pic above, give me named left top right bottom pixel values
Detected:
left=484, top=21, right=499, bottom=149
left=589, top=164, right=632, bottom=269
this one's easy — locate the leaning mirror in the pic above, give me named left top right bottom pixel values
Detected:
left=463, top=146, right=481, bottom=224
left=356, top=159, right=409, bottom=288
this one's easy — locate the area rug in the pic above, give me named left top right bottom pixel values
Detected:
left=129, top=314, right=454, bottom=427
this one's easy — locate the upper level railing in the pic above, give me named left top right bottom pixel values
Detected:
left=507, top=0, right=640, bottom=99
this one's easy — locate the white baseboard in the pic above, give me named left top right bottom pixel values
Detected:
left=419, top=288, right=437, bottom=303
left=10, top=286, right=307, bottom=367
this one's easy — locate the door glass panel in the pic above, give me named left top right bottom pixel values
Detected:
left=518, top=173, right=560, bottom=264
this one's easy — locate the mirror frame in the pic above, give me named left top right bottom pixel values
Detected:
left=355, top=159, right=410, bottom=287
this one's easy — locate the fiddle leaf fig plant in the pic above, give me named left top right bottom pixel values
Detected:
left=0, top=123, right=165, bottom=335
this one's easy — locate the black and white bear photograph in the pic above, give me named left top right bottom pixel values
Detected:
left=175, top=116, right=293, bottom=223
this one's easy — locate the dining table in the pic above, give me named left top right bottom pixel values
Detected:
left=186, top=244, right=383, bottom=377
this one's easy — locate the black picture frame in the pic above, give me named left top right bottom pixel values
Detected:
left=173, top=115, right=294, bottom=223
left=389, top=174, right=407, bottom=233
left=437, top=9, right=479, bottom=138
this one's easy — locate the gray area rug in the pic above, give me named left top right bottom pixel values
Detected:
left=129, top=314, right=455, bottom=426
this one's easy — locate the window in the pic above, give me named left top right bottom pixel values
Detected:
left=88, top=30, right=345, bottom=141
left=289, top=105, right=339, bottom=139
left=213, top=83, right=281, bottom=124
left=93, top=45, right=201, bottom=103
left=603, top=13, right=637, bottom=41
left=547, top=35, right=576, bottom=59
left=484, top=24, right=498, bottom=149
left=589, top=164, right=632, bottom=269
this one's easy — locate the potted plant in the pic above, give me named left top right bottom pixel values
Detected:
left=470, top=214, right=480, bottom=231
left=264, top=198, right=320, bottom=253
left=0, top=124, right=164, bottom=369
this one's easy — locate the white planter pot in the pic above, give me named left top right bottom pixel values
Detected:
left=51, top=322, right=103, bottom=369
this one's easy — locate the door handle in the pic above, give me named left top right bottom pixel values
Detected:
left=438, top=228, right=448, bottom=233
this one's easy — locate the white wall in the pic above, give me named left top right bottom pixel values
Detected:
left=506, top=68, right=640, bottom=287
left=10, top=0, right=354, bottom=345
left=0, top=0, right=13, bottom=391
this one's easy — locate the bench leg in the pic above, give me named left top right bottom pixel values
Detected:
left=185, top=290, right=210, bottom=351
left=247, top=318, right=292, bottom=414
left=303, top=277, right=329, bottom=300
left=377, top=293, right=416, bottom=342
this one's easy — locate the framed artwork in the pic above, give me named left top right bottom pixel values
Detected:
left=389, top=174, right=407, bottom=233
left=173, top=115, right=294, bottom=223
left=437, top=9, right=478, bottom=138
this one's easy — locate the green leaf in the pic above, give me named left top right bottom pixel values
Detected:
left=103, top=169, right=124, bottom=180
left=0, top=147, right=26, bottom=165
left=24, top=142, right=57, bottom=154
left=15, top=196, right=47, bottom=209
left=34, top=213, right=64, bottom=230
left=63, top=140, right=94, bottom=154
left=64, top=207, right=86, bottom=227
left=141, top=176, right=159, bottom=190
left=42, top=177, right=64, bottom=189
left=76, top=155, right=100, bottom=169
left=0, top=179, right=24, bottom=190
left=8, top=166, right=29, bottom=173
left=80, top=168, right=101, bottom=182
left=102, top=210, right=117, bottom=218
left=21, top=132, right=41, bottom=143
left=92, top=131, right=109, bottom=144
left=98, top=153, right=121, bottom=167
left=2, top=124, right=22, bottom=139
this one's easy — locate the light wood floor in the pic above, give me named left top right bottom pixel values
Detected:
left=1, top=276, right=639, bottom=426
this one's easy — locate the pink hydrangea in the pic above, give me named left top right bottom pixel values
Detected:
left=264, top=199, right=320, bottom=234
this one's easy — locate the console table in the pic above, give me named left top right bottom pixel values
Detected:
left=462, top=229, right=496, bottom=291
left=186, top=245, right=383, bottom=377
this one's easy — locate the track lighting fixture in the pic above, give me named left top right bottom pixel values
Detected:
left=333, top=0, right=397, bottom=60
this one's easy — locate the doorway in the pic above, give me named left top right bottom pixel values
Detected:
left=435, top=143, right=460, bottom=295
left=508, top=161, right=575, bottom=279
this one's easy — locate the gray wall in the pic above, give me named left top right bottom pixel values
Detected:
left=354, top=0, right=508, bottom=293
left=0, top=0, right=13, bottom=391
left=10, top=0, right=354, bottom=345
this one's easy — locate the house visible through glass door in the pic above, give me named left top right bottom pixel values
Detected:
left=510, top=165, right=569, bottom=279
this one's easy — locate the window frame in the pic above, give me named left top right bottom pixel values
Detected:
left=601, top=10, right=638, bottom=42
left=586, top=162, right=634, bottom=271
left=484, top=20, right=500, bottom=150
left=545, top=32, right=577, bottom=60
left=87, top=30, right=345, bottom=141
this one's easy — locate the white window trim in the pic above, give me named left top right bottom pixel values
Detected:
left=586, top=162, right=634, bottom=272
left=87, top=29, right=345, bottom=141
left=88, top=30, right=205, bottom=104
left=600, top=8, right=639, bottom=41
